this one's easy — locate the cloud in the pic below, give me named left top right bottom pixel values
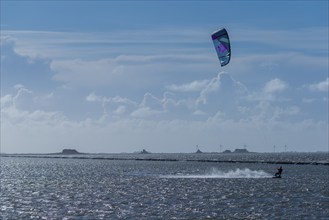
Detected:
left=140, top=93, right=162, bottom=108
left=1, top=82, right=328, bottom=153
left=49, top=53, right=215, bottom=89
left=271, top=106, right=300, bottom=120
left=11, top=84, right=33, bottom=109
left=86, top=92, right=138, bottom=116
left=86, top=93, right=137, bottom=105
left=2, top=98, right=65, bottom=126
left=2, top=30, right=215, bottom=92
left=309, top=78, right=329, bottom=92
left=2, top=29, right=213, bottom=65
left=263, top=78, right=288, bottom=93
left=0, top=94, right=13, bottom=108
left=4, top=28, right=327, bottom=95
left=86, top=92, right=103, bottom=102
left=247, top=80, right=290, bottom=103
left=130, top=107, right=163, bottom=118
left=1, top=36, right=55, bottom=93
left=114, top=106, right=126, bottom=115
left=166, top=80, right=209, bottom=92
left=196, top=72, right=248, bottom=107
left=4, top=26, right=328, bottom=61
left=85, top=89, right=203, bottom=120
left=2, top=27, right=328, bottom=153
left=131, top=92, right=178, bottom=118
left=196, top=74, right=221, bottom=105
left=3, top=96, right=327, bottom=153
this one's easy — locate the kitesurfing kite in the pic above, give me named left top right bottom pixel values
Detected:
left=211, top=28, right=231, bottom=67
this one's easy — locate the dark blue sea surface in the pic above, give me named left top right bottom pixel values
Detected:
left=1, top=153, right=329, bottom=219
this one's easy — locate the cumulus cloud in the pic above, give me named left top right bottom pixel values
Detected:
left=86, top=92, right=102, bottom=102
left=130, top=107, right=163, bottom=118
left=86, top=92, right=168, bottom=118
left=140, top=93, right=163, bottom=109
left=1, top=94, right=65, bottom=125
left=0, top=94, right=13, bottom=108
left=2, top=24, right=328, bottom=153
left=132, top=92, right=179, bottom=118
left=247, top=79, right=290, bottom=103
left=86, top=93, right=137, bottom=105
left=196, top=74, right=221, bottom=105
left=309, top=78, right=329, bottom=92
left=1, top=83, right=328, bottom=153
left=114, top=106, right=126, bottom=115
left=85, top=90, right=197, bottom=119
left=86, top=92, right=138, bottom=116
left=2, top=31, right=328, bottom=153
left=166, top=80, right=209, bottom=92
left=263, top=78, right=288, bottom=93
left=271, top=106, right=300, bottom=120
left=196, top=72, right=247, bottom=107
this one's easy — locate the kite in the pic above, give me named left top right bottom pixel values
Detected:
left=211, top=28, right=231, bottom=67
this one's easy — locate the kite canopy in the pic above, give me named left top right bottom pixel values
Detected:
left=211, top=28, right=231, bottom=67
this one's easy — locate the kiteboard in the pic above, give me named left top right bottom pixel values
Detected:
left=272, top=175, right=281, bottom=178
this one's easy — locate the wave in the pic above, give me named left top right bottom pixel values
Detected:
left=161, top=168, right=272, bottom=179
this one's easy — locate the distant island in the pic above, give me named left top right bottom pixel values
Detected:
left=140, top=149, right=151, bottom=154
left=58, top=149, right=81, bottom=155
left=222, top=148, right=250, bottom=154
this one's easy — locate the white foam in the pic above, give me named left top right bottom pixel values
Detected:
left=161, top=168, right=272, bottom=179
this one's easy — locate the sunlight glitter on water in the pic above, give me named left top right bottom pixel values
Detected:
left=1, top=154, right=328, bottom=219
left=160, top=168, right=272, bottom=179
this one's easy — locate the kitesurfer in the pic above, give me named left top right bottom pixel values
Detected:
left=274, top=166, right=283, bottom=177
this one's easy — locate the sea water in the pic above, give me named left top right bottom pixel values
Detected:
left=1, top=153, right=328, bottom=219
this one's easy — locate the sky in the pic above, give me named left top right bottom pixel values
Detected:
left=1, top=1, right=328, bottom=153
